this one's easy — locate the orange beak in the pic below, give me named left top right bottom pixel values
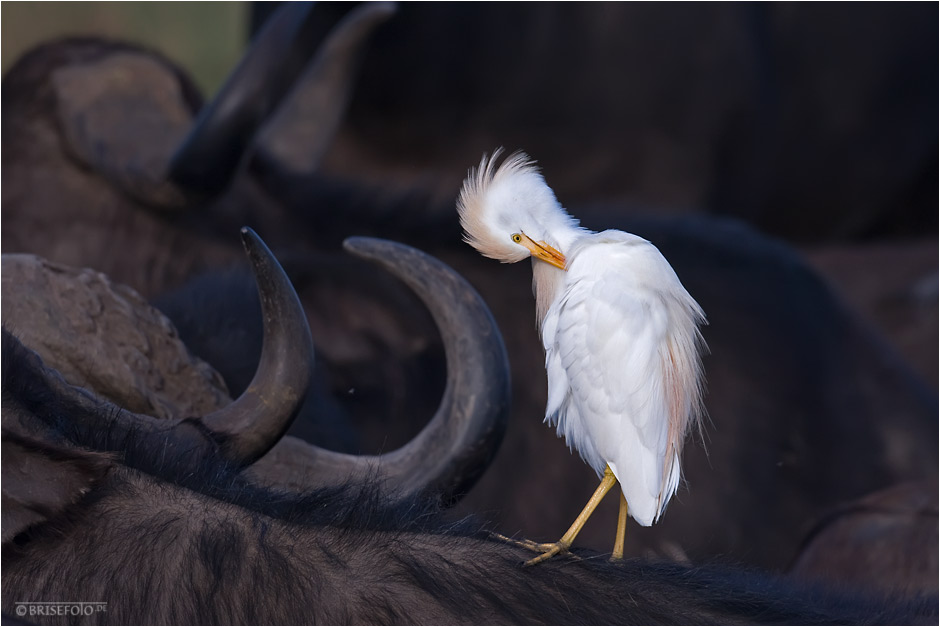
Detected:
left=519, top=233, right=566, bottom=270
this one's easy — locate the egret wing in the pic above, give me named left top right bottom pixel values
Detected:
left=543, top=235, right=704, bottom=525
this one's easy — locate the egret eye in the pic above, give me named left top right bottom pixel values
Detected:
left=511, top=234, right=523, bottom=244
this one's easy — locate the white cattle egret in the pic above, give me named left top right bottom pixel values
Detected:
left=458, top=150, right=707, bottom=566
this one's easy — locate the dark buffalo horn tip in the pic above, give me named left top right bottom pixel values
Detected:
left=201, top=228, right=314, bottom=465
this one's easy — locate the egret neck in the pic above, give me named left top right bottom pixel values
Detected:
left=525, top=226, right=583, bottom=335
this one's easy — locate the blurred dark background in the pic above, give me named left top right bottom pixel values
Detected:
left=301, top=4, right=939, bottom=391
left=3, top=1, right=935, bottom=380
left=313, top=4, right=939, bottom=240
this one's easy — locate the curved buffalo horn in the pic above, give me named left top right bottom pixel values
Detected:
left=348, top=238, right=511, bottom=502
left=167, top=2, right=366, bottom=199
left=251, top=237, right=511, bottom=505
left=199, top=227, right=314, bottom=463
left=5, top=228, right=313, bottom=470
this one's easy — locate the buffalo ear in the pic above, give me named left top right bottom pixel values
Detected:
left=50, top=52, right=195, bottom=208
left=1, top=432, right=113, bottom=543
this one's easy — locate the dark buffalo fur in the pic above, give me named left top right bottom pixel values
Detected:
left=2, top=331, right=935, bottom=625
left=7, top=468, right=934, bottom=626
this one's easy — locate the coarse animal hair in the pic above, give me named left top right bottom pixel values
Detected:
left=3, top=330, right=936, bottom=625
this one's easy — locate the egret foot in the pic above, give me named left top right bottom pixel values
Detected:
left=524, top=466, right=619, bottom=567
left=490, top=532, right=576, bottom=559
left=524, top=540, right=573, bottom=566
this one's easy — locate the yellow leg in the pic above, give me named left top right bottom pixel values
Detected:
left=525, top=466, right=618, bottom=566
left=611, top=490, right=628, bottom=561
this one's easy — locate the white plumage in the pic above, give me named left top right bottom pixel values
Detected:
left=458, top=150, right=706, bottom=559
left=543, top=230, right=705, bottom=525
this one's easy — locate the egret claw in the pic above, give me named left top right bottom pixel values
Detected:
left=490, top=532, right=555, bottom=553
left=490, top=532, right=529, bottom=547
left=490, top=532, right=577, bottom=564
left=524, top=542, right=573, bottom=567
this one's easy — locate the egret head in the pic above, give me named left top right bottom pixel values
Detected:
left=457, top=150, right=582, bottom=269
